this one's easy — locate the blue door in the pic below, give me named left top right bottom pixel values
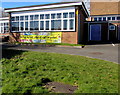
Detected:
left=90, top=24, right=101, bottom=41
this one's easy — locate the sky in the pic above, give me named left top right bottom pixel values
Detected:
left=0, top=0, right=63, bottom=8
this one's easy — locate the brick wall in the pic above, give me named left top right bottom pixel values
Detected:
left=90, top=2, right=119, bottom=15
left=61, top=32, right=78, bottom=44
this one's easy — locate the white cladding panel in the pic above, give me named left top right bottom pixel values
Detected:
left=11, top=7, right=75, bottom=16
left=5, top=2, right=82, bottom=13
left=0, top=20, right=9, bottom=23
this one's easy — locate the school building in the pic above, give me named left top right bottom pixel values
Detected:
left=0, top=1, right=120, bottom=44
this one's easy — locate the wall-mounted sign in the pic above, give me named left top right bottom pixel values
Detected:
left=19, top=32, right=62, bottom=43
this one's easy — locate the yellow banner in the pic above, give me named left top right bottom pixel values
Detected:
left=19, top=32, right=62, bottom=43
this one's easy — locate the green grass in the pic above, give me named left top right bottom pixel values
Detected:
left=1, top=49, right=118, bottom=94
left=15, top=42, right=84, bottom=46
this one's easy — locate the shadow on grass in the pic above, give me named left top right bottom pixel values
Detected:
left=2, top=49, right=26, bottom=59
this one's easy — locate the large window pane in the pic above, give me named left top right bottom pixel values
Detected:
left=51, top=20, right=61, bottom=30
left=98, top=17, right=102, bottom=21
left=1, top=27, right=4, bottom=33
left=46, top=21, right=49, bottom=30
left=16, top=16, right=19, bottom=21
left=25, top=22, right=28, bottom=30
left=4, top=23, right=9, bottom=33
left=40, top=14, right=44, bottom=19
left=112, top=17, right=115, bottom=20
left=63, top=13, right=68, bottom=18
left=40, top=21, right=44, bottom=30
left=103, top=17, right=106, bottom=21
left=108, top=17, right=111, bottom=20
left=12, top=22, right=19, bottom=31
left=20, top=22, right=24, bottom=31
left=57, top=13, right=61, bottom=18
left=69, top=12, right=74, bottom=18
left=45, top=14, right=50, bottom=19
left=30, top=15, right=34, bottom=20
left=35, top=15, right=39, bottom=20
left=63, top=20, right=67, bottom=30
left=94, top=17, right=97, bottom=21
left=25, top=16, right=28, bottom=20
left=51, top=14, right=56, bottom=19
left=20, top=16, right=24, bottom=21
left=34, top=21, right=39, bottom=30
left=30, top=21, right=34, bottom=30
left=69, top=19, right=74, bottom=30
left=12, top=17, right=15, bottom=21
left=117, top=16, right=120, bottom=20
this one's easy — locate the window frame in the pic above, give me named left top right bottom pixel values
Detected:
left=11, top=8, right=75, bottom=32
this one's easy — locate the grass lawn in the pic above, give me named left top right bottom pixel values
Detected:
left=1, top=49, right=118, bottom=94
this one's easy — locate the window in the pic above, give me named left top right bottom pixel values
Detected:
left=12, top=22, right=19, bottom=31
left=12, top=17, right=15, bottom=21
left=98, top=17, right=102, bottom=21
left=40, top=14, right=44, bottom=19
left=112, top=17, right=115, bottom=20
left=109, top=25, right=115, bottom=30
left=108, top=17, right=111, bottom=20
left=45, top=14, right=50, bottom=19
left=20, top=16, right=24, bottom=21
left=11, top=10, right=75, bottom=32
left=46, top=21, right=49, bottom=30
left=1, top=27, right=4, bottom=33
left=51, top=14, right=56, bottom=19
left=16, top=16, right=19, bottom=21
left=30, top=21, right=34, bottom=30
left=117, top=16, right=120, bottom=20
left=25, top=16, right=28, bottom=20
left=69, top=19, right=74, bottom=30
left=40, top=21, right=44, bottom=30
left=34, top=21, right=39, bottom=30
left=63, top=13, right=68, bottom=18
left=51, top=20, right=61, bottom=30
left=1, top=23, right=3, bottom=26
left=69, top=12, right=74, bottom=18
left=103, top=17, right=106, bottom=21
left=63, top=20, right=67, bottom=30
left=4, top=23, right=9, bottom=33
left=57, top=13, right=61, bottom=18
left=20, top=22, right=24, bottom=31
left=35, top=15, right=39, bottom=20
left=30, top=15, right=34, bottom=20
left=30, top=21, right=39, bottom=30
left=94, top=17, right=97, bottom=21
left=25, top=22, right=28, bottom=30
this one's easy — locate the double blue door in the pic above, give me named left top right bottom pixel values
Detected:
left=90, top=24, right=101, bottom=41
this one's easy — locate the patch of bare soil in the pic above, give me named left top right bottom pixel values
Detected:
left=44, top=82, right=78, bottom=93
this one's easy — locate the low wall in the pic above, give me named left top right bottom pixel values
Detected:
left=9, top=31, right=78, bottom=44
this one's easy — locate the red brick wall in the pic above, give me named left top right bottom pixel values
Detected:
left=61, top=32, right=78, bottom=44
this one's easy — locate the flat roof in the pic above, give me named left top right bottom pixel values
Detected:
left=5, top=2, right=89, bottom=17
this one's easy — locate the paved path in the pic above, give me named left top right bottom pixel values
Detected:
left=2, top=43, right=119, bottom=63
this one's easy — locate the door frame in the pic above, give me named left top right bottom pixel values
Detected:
left=90, top=24, right=101, bottom=41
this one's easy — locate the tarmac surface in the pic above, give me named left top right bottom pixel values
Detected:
left=1, top=42, right=119, bottom=63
